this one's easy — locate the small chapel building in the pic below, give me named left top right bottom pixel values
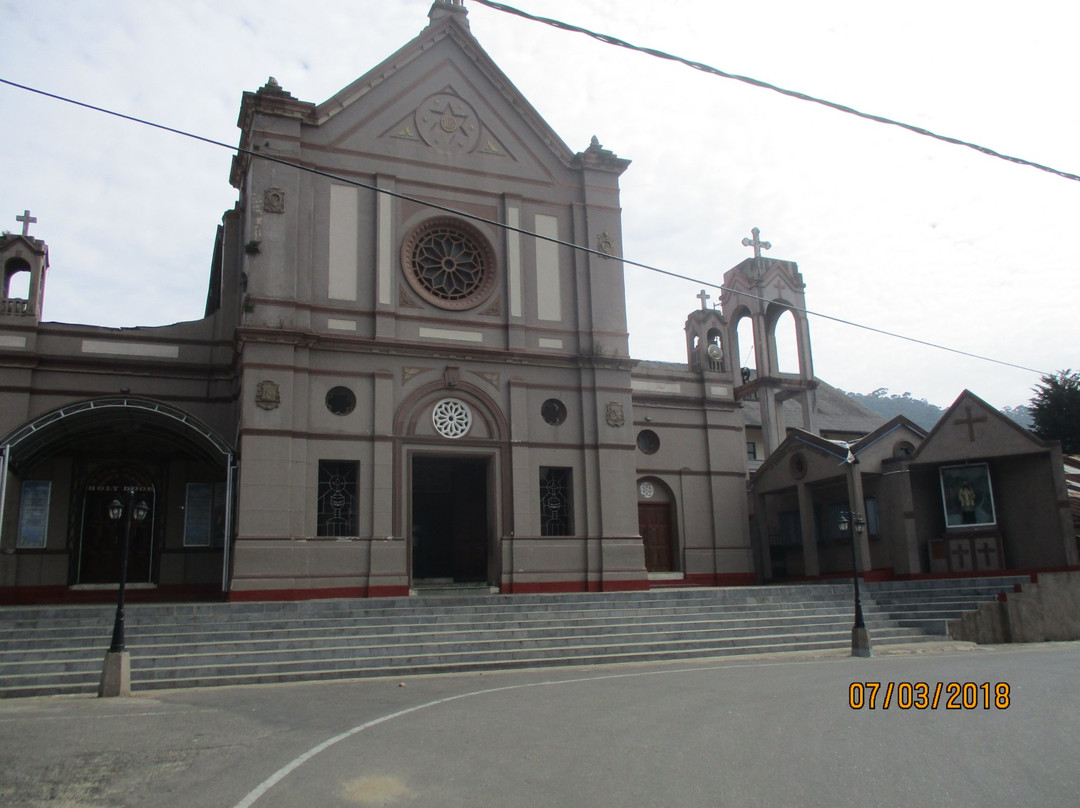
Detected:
left=1, top=1, right=1074, bottom=604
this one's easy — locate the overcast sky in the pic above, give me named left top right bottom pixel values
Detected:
left=2, top=0, right=1077, bottom=410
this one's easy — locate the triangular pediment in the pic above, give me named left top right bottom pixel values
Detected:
left=303, top=16, right=582, bottom=182
left=913, top=390, right=1049, bottom=464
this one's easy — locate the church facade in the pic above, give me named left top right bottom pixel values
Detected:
left=1, top=1, right=1072, bottom=605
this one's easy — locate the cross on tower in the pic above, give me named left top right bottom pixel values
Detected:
left=16, top=209, right=37, bottom=237
left=953, top=405, right=987, bottom=442
left=741, top=227, right=771, bottom=259
left=696, top=289, right=711, bottom=310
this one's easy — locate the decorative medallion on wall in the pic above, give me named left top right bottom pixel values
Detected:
left=606, top=402, right=625, bottom=428
left=264, top=188, right=285, bottom=214
left=401, top=217, right=497, bottom=311
left=639, top=481, right=655, bottom=499
left=432, top=398, right=473, bottom=439
left=416, top=93, right=481, bottom=153
left=596, top=231, right=615, bottom=255
left=402, top=367, right=428, bottom=384
left=475, top=371, right=500, bottom=389
left=255, top=380, right=280, bottom=410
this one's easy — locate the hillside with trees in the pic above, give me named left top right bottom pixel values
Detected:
left=842, top=389, right=1034, bottom=431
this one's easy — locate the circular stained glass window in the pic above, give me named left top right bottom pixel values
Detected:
left=325, top=386, right=356, bottom=416
left=637, top=429, right=660, bottom=455
left=401, top=218, right=497, bottom=310
left=541, top=398, right=567, bottom=426
left=432, top=398, right=473, bottom=438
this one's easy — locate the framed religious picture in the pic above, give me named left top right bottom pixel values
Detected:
left=939, top=463, right=996, bottom=528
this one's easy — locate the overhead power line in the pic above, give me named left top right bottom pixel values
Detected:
left=470, top=0, right=1080, bottom=184
left=0, top=77, right=1049, bottom=377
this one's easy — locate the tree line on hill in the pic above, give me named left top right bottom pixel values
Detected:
left=844, top=371, right=1080, bottom=454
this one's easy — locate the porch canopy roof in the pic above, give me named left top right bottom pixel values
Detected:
left=1, top=397, right=234, bottom=474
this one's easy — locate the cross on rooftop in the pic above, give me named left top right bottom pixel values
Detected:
left=16, top=209, right=37, bottom=237
left=741, top=227, right=771, bottom=259
left=696, top=289, right=711, bottom=310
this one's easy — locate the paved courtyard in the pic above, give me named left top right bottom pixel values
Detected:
left=1, top=641, right=1077, bottom=807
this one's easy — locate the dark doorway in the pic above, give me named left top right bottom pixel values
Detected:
left=78, top=467, right=156, bottom=585
left=639, top=502, right=675, bottom=572
left=411, top=456, right=489, bottom=583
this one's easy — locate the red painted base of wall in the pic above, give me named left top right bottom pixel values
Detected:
left=0, top=585, right=223, bottom=606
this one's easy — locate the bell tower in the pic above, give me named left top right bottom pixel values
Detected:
left=684, top=288, right=730, bottom=377
left=721, top=228, right=817, bottom=456
left=1, top=210, right=48, bottom=322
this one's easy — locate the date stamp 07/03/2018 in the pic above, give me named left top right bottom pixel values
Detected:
left=849, top=682, right=1011, bottom=710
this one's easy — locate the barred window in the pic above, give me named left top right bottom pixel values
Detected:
left=317, top=460, right=358, bottom=537
left=539, top=467, right=572, bottom=537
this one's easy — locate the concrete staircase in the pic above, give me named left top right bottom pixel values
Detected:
left=866, top=576, right=1029, bottom=635
left=0, top=576, right=1028, bottom=698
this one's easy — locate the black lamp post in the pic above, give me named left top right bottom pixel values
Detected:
left=839, top=508, right=872, bottom=657
left=106, top=491, right=149, bottom=654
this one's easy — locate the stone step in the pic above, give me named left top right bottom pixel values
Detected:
left=0, top=602, right=873, bottom=647
left=0, top=612, right=916, bottom=667
left=0, top=578, right=1017, bottom=698
left=0, top=625, right=935, bottom=696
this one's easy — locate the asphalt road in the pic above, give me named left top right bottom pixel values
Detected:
left=1, top=641, right=1077, bottom=808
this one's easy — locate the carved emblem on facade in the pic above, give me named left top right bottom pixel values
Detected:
left=402, top=367, right=427, bottom=384
left=480, top=300, right=501, bottom=317
left=605, top=401, right=625, bottom=427
left=596, top=231, right=615, bottom=255
left=255, top=380, right=281, bottom=410
left=264, top=188, right=285, bottom=214
left=399, top=286, right=423, bottom=309
left=416, top=93, right=480, bottom=153
left=476, top=371, right=500, bottom=389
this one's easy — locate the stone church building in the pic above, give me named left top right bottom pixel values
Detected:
left=1, top=1, right=1074, bottom=604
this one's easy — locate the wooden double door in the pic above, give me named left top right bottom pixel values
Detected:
left=639, top=502, right=674, bottom=572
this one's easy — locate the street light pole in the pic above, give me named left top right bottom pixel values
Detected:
left=840, top=508, right=872, bottom=657
left=99, top=488, right=149, bottom=697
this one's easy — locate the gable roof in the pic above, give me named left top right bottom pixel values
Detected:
left=310, top=5, right=588, bottom=171
left=911, top=389, right=1051, bottom=464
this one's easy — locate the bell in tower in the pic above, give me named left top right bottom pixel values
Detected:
left=684, top=287, right=730, bottom=377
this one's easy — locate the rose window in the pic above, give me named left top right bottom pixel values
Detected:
left=432, top=398, right=473, bottom=439
left=401, top=218, right=496, bottom=310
